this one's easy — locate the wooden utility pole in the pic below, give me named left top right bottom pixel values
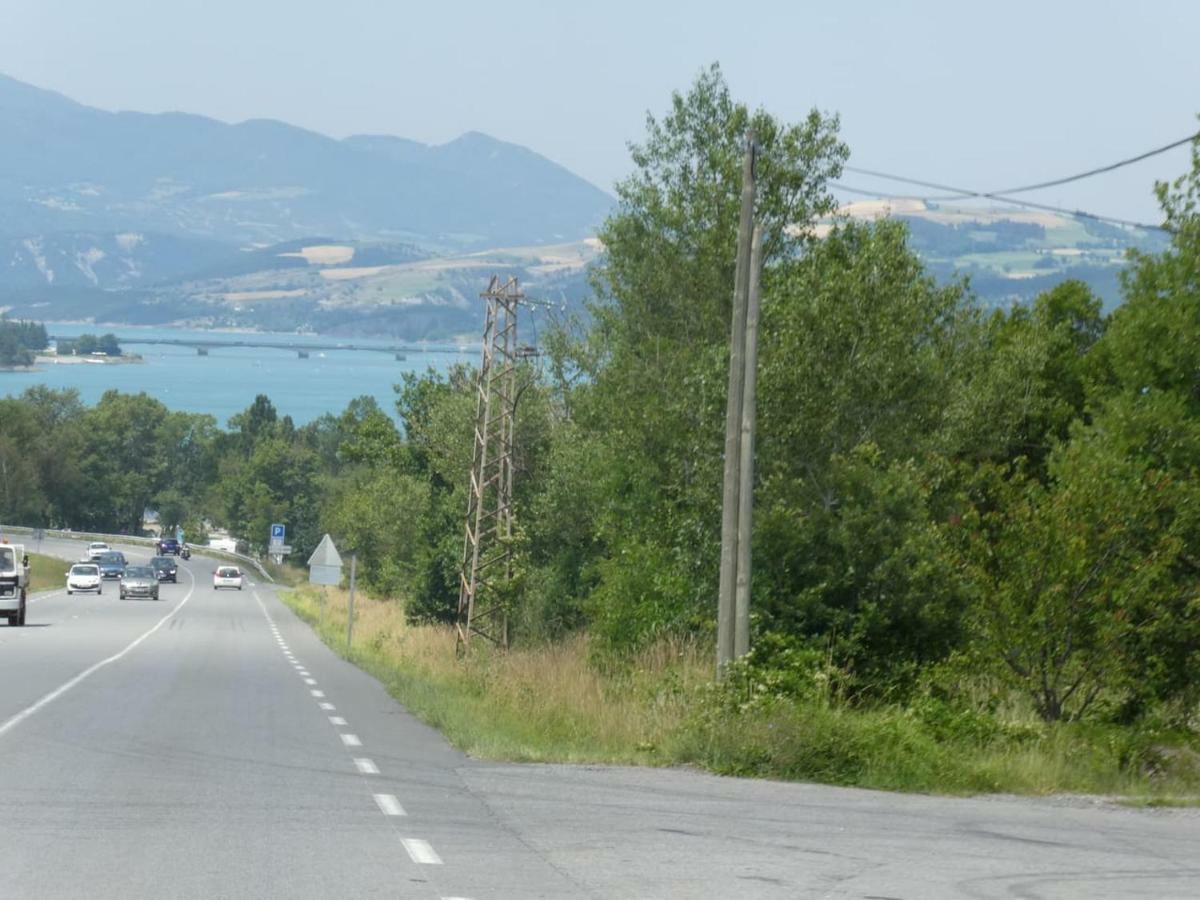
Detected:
left=735, top=225, right=763, bottom=659
left=717, top=133, right=757, bottom=677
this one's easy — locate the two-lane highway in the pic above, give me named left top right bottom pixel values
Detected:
left=0, top=539, right=580, bottom=899
left=2, top=536, right=1198, bottom=898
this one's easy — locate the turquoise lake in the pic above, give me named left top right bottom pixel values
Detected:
left=1, top=324, right=475, bottom=425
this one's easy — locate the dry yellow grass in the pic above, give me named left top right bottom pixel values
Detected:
left=318, top=265, right=389, bottom=281
left=284, top=585, right=710, bottom=762
left=278, top=245, right=355, bottom=265
left=222, top=289, right=308, bottom=302
left=280, top=587, right=1200, bottom=798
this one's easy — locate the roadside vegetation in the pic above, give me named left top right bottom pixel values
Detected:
left=283, top=584, right=1200, bottom=798
left=3, top=67, right=1200, bottom=796
left=27, top=552, right=66, bottom=593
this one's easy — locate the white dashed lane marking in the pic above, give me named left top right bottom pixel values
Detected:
left=256, top=589, right=453, bottom=881
left=401, top=838, right=443, bottom=865
left=252, top=594, right=460, bottom=890
left=373, top=793, right=406, bottom=816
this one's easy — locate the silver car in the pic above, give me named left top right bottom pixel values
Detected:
left=119, top=566, right=160, bottom=601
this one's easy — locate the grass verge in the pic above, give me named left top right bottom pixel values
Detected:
left=27, top=553, right=66, bottom=593
left=280, top=585, right=1200, bottom=799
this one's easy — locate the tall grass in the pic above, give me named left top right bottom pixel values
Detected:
left=286, top=585, right=707, bottom=763
left=281, top=585, right=1200, bottom=799
left=28, top=553, right=68, bottom=593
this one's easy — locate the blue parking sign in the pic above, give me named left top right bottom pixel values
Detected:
left=270, top=523, right=285, bottom=540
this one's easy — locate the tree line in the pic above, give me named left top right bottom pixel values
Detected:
left=1, top=66, right=1197, bottom=729
left=0, top=319, right=48, bottom=366
left=55, top=333, right=123, bottom=356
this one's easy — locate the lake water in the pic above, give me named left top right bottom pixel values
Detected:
left=1, top=324, right=476, bottom=425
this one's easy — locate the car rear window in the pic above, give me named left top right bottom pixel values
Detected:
left=71, top=565, right=99, bottom=575
left=217, top=567, right=240, bottom=577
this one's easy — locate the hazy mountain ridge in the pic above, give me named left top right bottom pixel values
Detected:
left=0, top=235, right=596, bottom=340
left=0, top=73, right=612, bottom=249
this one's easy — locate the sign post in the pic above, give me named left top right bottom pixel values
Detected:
left=269, top=523, right=287, bottom=565
left=347, top=553, right=357, bottom=651
left=307, top=534, right=344, bottom=632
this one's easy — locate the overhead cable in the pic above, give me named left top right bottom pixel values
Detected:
left=843, top=129, right=1200, bottom=202
left=829, top=181, right=1168, bottom=232
left=831, top=130, right=1200, bottom=232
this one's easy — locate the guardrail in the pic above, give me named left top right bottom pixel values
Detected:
left=0, top=525, right=275, bottom=584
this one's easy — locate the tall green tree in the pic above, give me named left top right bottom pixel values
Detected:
left=552, top=63, right=848, bottom=650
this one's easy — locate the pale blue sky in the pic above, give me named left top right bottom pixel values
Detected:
left=3, top=0, right=1197, bottom=221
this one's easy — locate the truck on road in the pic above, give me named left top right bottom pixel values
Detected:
left=0, top=543, right=29, bottom=626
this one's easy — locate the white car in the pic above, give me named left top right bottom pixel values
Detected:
left=67, top=563, right=103, bottom=595
left=86, top=542, right=110, bottom=562
left=213, top=566, right=244, bottom=591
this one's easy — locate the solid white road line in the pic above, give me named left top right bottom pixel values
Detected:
left=0, top=569, right=197, bottom=740
left=329, top=716, right=347, bottom=726
left=340, top=733, right=362, bottom=747
left=354, top=758, right=379, bottom=775
left=401, top=838, right=443, bottom=865
left=373, top=793, right=406, bottom=816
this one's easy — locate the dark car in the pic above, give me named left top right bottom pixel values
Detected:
left=158, top=538, right=181, bottom=556
left=97, top=551, right=126, bottom=580
left=150, top=555, right=178, bottom=583
left=119, top=566, right=159, bottom=601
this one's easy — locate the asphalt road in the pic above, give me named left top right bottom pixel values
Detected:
left=1, top=536, right=1197, bottom=899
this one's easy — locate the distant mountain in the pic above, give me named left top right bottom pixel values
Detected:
left=0, top=73, right=613, bottom=250
left=0, top=235, right=596, bottom=340
left=0, top=232, right=237, bottom=289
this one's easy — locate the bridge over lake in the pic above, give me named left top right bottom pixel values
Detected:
left=50, top=334, right=472, bottom=358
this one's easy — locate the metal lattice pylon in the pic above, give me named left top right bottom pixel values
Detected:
left=456, top=275, right=523, bottom=653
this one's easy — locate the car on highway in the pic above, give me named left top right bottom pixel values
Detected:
left=212, top=566, right=244, bottom=590
left=119, top=566, right=160, bottom=601
left=0, top=544, right=29, bottom=626
left=96, top=551, right=127, bottom=580
left=66, top=563, right=103, bottom=595
left=87, top=541, right=111, bottom=561
left=157, top=537, right=181, bottom=556
left=150, top=555, right=178, bottom=582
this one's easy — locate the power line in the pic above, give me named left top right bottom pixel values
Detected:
left=831, top=180, right=1167, bottom=231
left=833, top=129, right=1200, bottom=233
left=845, top=129, right=1199, bottom=200
left=988, top=130, right=1200, bottom=196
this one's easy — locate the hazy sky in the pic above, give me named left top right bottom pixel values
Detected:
left=3, top=0, right=1198, bottom=222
